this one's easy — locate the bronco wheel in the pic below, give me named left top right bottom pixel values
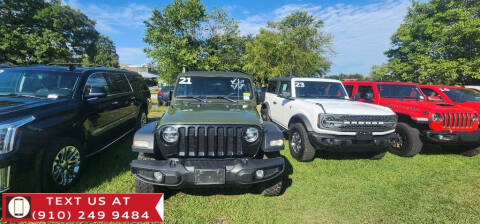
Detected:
left=134, top=153, right=157, bottom=193
left=261, top=106, right=270, bottom=121
left=289, top=123, right=316, bottom=162
left=388, top=122, right=422, bottom=157
left=42, top=138, right=83, bottom=192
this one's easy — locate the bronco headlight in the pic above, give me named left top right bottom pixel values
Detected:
left=432, top=113, right=443, bottom=123
left=474, top=114, right=478, bottom=122
left=162, top=126, right=179, bottom=143
left=0, top=116, right=35, bottom=154
left=244, top=127, right=259, bottom=143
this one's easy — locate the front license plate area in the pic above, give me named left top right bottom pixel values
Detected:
left=194, top=169, right=225, bottom=185
left=357, top=132, right=373, bottom=140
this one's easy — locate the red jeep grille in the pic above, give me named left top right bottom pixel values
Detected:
left=441, top=113, right=475, bottom=129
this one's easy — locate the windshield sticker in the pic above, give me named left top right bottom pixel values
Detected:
left=47, top=94, right=58, bottom=99
left=243, top=92, right=250, bottom=101
left=295, top=82, right=305, bottom=87
left=179, top=77, right=192, bottom=84
left=230, top=79, right=245, bottom=90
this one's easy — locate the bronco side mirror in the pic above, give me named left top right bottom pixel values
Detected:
left=427, top=96, right=443, bottom=102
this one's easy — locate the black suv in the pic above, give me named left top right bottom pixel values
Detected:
left=0, top=65, right=151, bottom=192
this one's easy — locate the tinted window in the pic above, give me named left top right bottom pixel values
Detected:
left=84, top=73, right=109, bottom=95
left=279, top=81, right=290, bottom=93
left=295, top=81, right=347, bottom=99
left=421, top=88, right=439, bottom=97
left=106, top=73, right=131, bottom=94
left=356, top=85, right=374, bottom=99
left=441, top=88, right=480, bottom=102
left=175, top=76, right=254, bottom=100
left=344, top=85, right=354, bottom=97
left=125, top=73, right=148, bottom=93
left=0, top=69, right=78, bottom=98
left=267, top=81, right=278, bottom=93
left=378, top=84, right=422, bottom=99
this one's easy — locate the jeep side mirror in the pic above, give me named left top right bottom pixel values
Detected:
left=427, top=96, right=443, bottom=102
left=256, top=90, right=264, bottom=105
left=279, top=91, right=291, bottom=98
left=84, top=86, right=107, bottom=99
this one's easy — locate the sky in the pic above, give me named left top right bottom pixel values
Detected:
left=64, top=0, right=412, bottom=75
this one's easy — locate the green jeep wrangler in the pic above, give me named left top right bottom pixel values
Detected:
left=131, top=71, right=286, bottom=196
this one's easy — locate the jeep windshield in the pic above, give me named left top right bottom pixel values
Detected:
left=441, top=88, right=480, bottom=102
left=294, top=81, right=347, bottom=99
left=175, top=76, right=254, bottom=101
left=378, top=84, right=423, bottom=99
left=0, top=69, right=79, bottom=98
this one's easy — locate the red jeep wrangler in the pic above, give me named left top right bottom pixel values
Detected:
left=343, top=81, right=480, bottom=157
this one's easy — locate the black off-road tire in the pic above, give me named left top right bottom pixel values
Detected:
left=259, top=151, right=284, bottom=196
left=134, top=153, right=157, bottom=193
left=388, top=122, right=423, bottom=157
left=41, top=138, right=84, bottom=192
left=289, top=123, right=316, bottom=162
left=261, top=106, right=270, bottom=121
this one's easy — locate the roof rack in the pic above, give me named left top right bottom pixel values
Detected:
left=47, top=63, right=105, bottom=71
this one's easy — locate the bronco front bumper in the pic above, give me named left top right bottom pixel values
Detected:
left=308, top=132, right=397, bottom=152
left=131, top=157, right=284, bottom=188
left=424, top=130, right=480, bottom=144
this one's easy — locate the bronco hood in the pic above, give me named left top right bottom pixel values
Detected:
left=160, top=103, right=262, bottom=126
left=301, top=99, right=395, bottom=116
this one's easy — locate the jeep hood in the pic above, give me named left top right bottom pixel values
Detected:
left=301, top=99, right=395, bottom=116
left=160, top=103, right=262, bottom=126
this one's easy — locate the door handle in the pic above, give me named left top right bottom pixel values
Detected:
left=112, top=101, right=119, bottom=105
left=273, top=101, right=277, bottom=104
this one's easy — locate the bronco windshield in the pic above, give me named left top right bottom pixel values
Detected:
left=378, top=84, right=423, bottom=99
left=294, top=81, right=348, bottom=99
left=0, top=69, right=79, bottom=98
left=441, top=88, right=480, bottom=102
left=175, top=76, right=254, bottom=100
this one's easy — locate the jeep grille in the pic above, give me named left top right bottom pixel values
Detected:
left=441, top=113, right=475, bottom=129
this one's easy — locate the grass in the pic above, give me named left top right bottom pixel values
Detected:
left=71, top=106, right=480, bottom=223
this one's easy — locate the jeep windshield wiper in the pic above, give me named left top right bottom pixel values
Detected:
left=207, top=96, right=237, bottom=103
left=176, top=96, right=205, bottom=102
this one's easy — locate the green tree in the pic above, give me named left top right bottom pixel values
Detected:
left=375, top=0, right=480, bottom=84
left=144, top=0, right=246, bottom=83
left=83, top=35, right=119, bottom=67
left=0, top=0, right=118, bottom=67
left=243, top=11, right=333, bottom=85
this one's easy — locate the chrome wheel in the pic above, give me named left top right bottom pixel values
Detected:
left=290, top=131, right=302, bottom=154
left=141, top=112, right=147, bottom=126
left=52, top=146, right=81, bottom=186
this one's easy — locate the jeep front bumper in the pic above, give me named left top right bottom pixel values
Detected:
left=308, top=132, right=396, bottom=152
left=131, top=157, right=284, bottom=187
left=424, top=130, right=480, bottom=145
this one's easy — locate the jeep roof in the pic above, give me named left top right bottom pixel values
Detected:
left=180, top=71, right=250, bottom=78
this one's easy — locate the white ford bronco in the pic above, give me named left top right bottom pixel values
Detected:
left=261, top=77, right=397, bottom=161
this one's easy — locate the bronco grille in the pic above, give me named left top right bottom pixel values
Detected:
left=441, top=113, right=475, bottom=129
left=319, top=115, right=396, bottom=132
left=161, top=125, right=260, bottom=158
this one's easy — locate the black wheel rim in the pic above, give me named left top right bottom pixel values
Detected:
left=52, top=146, right=81, bottom=186
left=391, top=132, right=407, bottom=151
left=290, top=131, right=302, bottom=154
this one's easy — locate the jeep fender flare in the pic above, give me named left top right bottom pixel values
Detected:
left=288, top=114, right=314, bottom=132
left=132, top=121, right=157, bottom=153
left=262, top=121, right=285, bottom=152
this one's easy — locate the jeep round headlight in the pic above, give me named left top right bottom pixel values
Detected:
left=432, top=113, right=443, bottom=122
left=474, top=114, right=479, bottom=122
left=244, top=127, right=259, bottom=143
left=162, top=126, right=179, bottom=143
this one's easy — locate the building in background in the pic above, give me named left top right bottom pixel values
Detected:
left=122, top=63, right=160, bottom=87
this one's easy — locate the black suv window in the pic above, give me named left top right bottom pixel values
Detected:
left=106, top=73, right=131, bottom=94
left=84, top=73, right=109, bottom=95
left=267, top=81, right=278, bottom=93
left=357, top=85, right=374, bottom=99
left=0, top=69, right=78, bottom=98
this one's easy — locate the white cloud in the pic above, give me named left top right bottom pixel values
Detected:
left=64, top=0, right=152, bottom=34
left=238, top=0, right=411, bottom=74
left=117, top=47, right=146, bottom=65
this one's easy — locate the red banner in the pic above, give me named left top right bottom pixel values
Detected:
left=2, top=193, right=164, bottom=222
